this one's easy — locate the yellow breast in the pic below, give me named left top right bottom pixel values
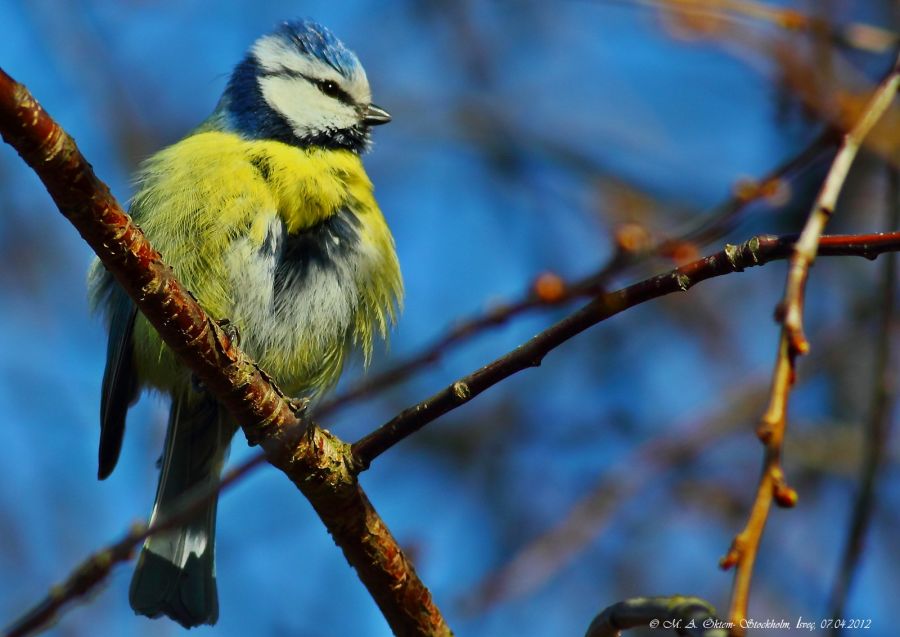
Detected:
left=123, top=130, right=402, bottom=395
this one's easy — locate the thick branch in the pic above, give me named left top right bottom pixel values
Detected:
left=0, top=68, right=450, bottom=637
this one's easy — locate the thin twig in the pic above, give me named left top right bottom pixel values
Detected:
left=322, top=129, right=836, bottom=419
left=828, top=164, right=900, bottom=633
left=719, top=54, right=900, bottom=636
left=783, top=58, right=900, bottom=356
left=352, top=231, right=900, bottom=468
left=2, top=455, right=266, bottom=637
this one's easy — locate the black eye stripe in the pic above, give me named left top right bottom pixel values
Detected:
left=259, top=67, right=355, bottom=106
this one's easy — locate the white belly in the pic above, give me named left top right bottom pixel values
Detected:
left=224, top=208, right=375, bottom=395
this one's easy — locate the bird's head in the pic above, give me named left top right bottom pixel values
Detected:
left=222, top=19, right=390, bottom=153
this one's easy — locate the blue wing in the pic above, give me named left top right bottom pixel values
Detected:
left=97, top=281, right=140, bottom=480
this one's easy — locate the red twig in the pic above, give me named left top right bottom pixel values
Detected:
left=719, top=54, right=900, bottom=636
left=352, top=231, right=900, bottom=467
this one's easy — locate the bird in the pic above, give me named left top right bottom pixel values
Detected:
left=88, top=19, right=402, bottom=628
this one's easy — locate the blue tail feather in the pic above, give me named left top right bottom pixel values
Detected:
left=129, top=392, right=235, bottom=628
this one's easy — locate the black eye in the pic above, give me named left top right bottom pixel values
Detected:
left=317, top=80, right=342, bottom=98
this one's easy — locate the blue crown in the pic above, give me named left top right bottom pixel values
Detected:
left=272, top=19, right=361, bottom=78
left=218, top=19, right=369, bottom=151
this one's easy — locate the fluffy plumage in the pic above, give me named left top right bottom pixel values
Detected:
left=88, top=19, right=401, bottom=628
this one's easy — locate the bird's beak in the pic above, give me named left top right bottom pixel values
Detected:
left=363, top=103, right=392, bottom=126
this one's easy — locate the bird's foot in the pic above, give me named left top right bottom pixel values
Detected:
left=217, top=317, right=241, bottom=347
left=288, top=397, right=311, bottom=416
left=193, top=319, right=241, bottom=392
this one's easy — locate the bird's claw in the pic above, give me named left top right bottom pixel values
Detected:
left=217, top=318, right=241, bottom=347
left=289, top=397, right=311, bottom=416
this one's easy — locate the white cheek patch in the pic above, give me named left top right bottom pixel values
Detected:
left=259, top=74, right=359, bottom=138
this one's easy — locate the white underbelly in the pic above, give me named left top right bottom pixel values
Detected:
left=224, top=212, right=374, bottom=394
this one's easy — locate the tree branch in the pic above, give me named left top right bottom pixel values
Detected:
left=719, top=53, right=900, bottom=636
left=782, top=56, right=900, bottom=356
left=0, top=68, right=451, bottom=637
left=321, top=123, right=841, bottom=423
left=352, top=231, right=900, bottom=467
left=13, top=222, right=900, bottom=636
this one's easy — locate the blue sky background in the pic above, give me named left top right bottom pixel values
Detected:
left=0, top=1, right=898, bottom=636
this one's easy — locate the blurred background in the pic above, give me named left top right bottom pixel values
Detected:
left=0, top=1, right=898, bottom=635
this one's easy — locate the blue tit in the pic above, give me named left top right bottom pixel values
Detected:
left=88, top=19, right=402, bottom=628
